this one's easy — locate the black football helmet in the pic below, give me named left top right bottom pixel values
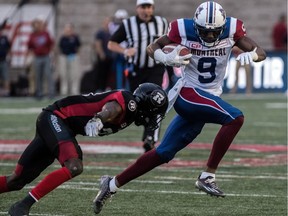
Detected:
left=133, top=83, right=168, bottom=130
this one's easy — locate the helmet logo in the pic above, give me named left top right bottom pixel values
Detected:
left=151, top=91, right=166, bottom=106
left=128, top=100, right=137, bottom=112
left=195, top=6, right=204, bottom=19
left=219, top=8, right=226, bottom=21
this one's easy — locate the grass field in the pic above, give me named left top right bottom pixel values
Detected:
left=0, top=93, right=287, bottom=216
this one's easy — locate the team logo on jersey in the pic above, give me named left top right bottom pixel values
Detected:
left=188, top=41, right=202, bottom=49
left=241, top=23, right=247, bottom=33
left=128, top=100, right=137, bottom=112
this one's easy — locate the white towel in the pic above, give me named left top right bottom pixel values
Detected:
left=166, top=77, right=185, bottom=113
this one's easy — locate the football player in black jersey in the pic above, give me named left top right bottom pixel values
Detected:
left=0, top=83, right=168, bottom=216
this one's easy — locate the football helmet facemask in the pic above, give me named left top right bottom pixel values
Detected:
left=194, top=1, right=226, bottom=47
left=133, top=83, right=168, bottom=130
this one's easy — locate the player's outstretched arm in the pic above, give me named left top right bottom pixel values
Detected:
left=85, top=101, right=122, bottom=137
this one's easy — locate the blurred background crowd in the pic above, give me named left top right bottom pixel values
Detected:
left=0, top=0, right=287, bottom=98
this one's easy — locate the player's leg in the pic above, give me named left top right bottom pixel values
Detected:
left=8, top=111, right=82, bottom=215
left=142, top=126, right=158, bottom=152
left=3, top=133, right=56, bottom=216
left=0, top=135, right=55, bottom=194
left=176, top=87, right=244, bottom=197
left=29, top=111, right=83, bottom=201
left=93, top=115, right=204, bottom=214
left=142, top=66, right=166, bottom=152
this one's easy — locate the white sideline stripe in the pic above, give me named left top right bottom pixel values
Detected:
left=23, top=184, right=282, bottom=198
left=0, top=102, right=284, bottom=115
left=120, top=189, right=281, bottom=198
left=0, top=144, right=143, bottom=154
left=253, top=122, right=286, bottom=127
left=0, top=107, right=41, bottom=114
left=155, top=175, right=287, bottom=180
left=0, top=162, right=287, bottom=179
left=265, top=103, right=287, bottom=109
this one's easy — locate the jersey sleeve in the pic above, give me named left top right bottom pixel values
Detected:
left=233, top=19, right=247, bottom=41
left=167, top=20, right=182, bottom=43
left=109, top=23, right=127, bottom=43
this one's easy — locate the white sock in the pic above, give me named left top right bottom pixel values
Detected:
left=109, top=177, right=119, bottom=192
left=200, top=172, right=216, bottom=179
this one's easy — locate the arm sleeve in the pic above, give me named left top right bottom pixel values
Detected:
left=109, top=24, right=127, bottom=43
left=233, top=19, right=247, bottom=42
left=167, top=20, right=182, bottom=44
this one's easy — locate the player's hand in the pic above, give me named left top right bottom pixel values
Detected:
left=154, top=45, right=192, bottom=67
left=236, top=47, right=258, bottom=65
left=85, top=118, right=103, bottom=137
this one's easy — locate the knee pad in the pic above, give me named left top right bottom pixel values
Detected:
left=64, top=158, right=83, bottom=177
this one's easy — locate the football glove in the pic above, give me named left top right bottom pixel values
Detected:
left=85, top=117, right=104, bottom=137
left=236, top=47, right=258, bottom=65
left=154, top=45, right=192, bottom=67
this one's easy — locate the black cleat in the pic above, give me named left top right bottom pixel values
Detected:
left=143, top=136, right=155, bottom=152
left=8, top=201, right=30, bottom=216
left=195, top=176, right=225, bottom=197
left=93, top=175, right=116, bottom=214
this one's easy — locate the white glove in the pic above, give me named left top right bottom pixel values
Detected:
left=154, top=45, right=192, bottom=67
left=236, top=47, right=258, bottom=65
left=85, top=118, right=104, bottom=137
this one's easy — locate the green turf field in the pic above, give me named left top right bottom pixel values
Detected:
left=0, top=93, right=287, bottom=216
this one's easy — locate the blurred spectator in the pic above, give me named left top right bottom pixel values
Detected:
left=109, top=9, right=129, bottom=34
left=26, top=16, right=54, bottom=99
left=230, top=47, right=252, bottom=94
left=93, top=17, right=115, bottom=92
left=58, top=23, right=81, bottom=95
left=0, top=29, right=11, bottom=96
left=109, top=9, right=129, bottom=89
left=272, top=13, right=287, bottom=51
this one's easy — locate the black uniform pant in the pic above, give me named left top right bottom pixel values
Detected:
left=15, top=111, right=82, bottom=184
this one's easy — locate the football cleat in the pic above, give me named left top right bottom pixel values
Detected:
left=93, top=175, right=116, bottom=214
left=8, top=201, right=30, bottom=216
left=195, top=176, right=225, bottom=197
left=143, top=136, right=155, bottom=152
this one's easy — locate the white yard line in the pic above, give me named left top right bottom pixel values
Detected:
left=0, top=107, right=41, bottom=114
left=22, top=183, right=285, bottom=198
left=265, top=103, right=287, bottom=109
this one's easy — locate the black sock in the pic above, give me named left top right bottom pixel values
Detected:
left=21, top=194, right=36, bottom=208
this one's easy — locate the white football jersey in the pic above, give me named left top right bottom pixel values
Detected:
left=167, top=17, right=247, bottom=96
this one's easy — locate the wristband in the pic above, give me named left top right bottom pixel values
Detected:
left=93, top=113, right=103, bottom=122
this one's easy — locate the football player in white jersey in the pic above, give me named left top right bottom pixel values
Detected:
left=93, top=1, right=266, bottom=213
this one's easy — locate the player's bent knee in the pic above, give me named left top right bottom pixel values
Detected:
left=157, top=129, right=201, bottom=163
left=156, top=149, right=175, bottom=163
left=64, top=158, right=83, bottom=177
left=226, top=115, right=244, bottom=127
left=236, top=115, right=244, bottom=126
left=6, top=175, right=26, bottom=191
